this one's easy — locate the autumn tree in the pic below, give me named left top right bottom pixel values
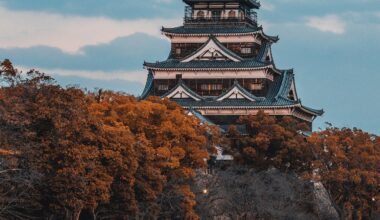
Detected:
left=0, top=59, right=218, bottom=219
left=88, top=92, right=218, bottom=219
left=229, top=111, right=379, bottom=219
left=308, top=127, right=380, bottom=219
left=228, top=111, right=314, bottom=173
left=0, top=60, right=114, bottom=219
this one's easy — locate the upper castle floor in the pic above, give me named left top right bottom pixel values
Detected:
left=182, top=0, right=260, bottom=27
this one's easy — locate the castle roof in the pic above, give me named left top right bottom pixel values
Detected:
left=162, top=26, right=279, bottom=42
left=140, top=69, right=323, bottom=116
left=144, top=59, right=269, bottom=70
left=181, top=36, right=243, bottom=62
left=140, top=70, right=154, bottom=100
left=183, top=0, right=261, bottom=9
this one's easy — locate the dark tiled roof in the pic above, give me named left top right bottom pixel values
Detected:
left=140, top=71, right=154, bottom=99
left=173, top=98, right=323, bottom=116
left=144, top=59, right=268, bottom=69
left=183, top=0, right=260, bottom=8
left=188, top=108, right=215, bottom=125
left=162, top=26, right=279, bottom=43
left=161, top=79, right=204, bottom=100
left=257, top=41, right=270, bottom=62
left=139, top=68, right=323, bottom=116
left=162, top=26, right=260, bottom=35
left=261, top=31, right=279, bottom=42
left=216, top=80, right=264, bottom=101
left=181, top=36, right=243, bottom=62
left=211, top=36, right=244, bottom=61
left=300, top=106, right=325, bottom=116
left=172, top=97, right=297, bottom=108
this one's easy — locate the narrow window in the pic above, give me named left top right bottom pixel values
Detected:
left=250, top=83, right=263, bottom=90
left=241, top=48, right=252, bottom=54
left=197, top=11, right=205, bottom=19
left=212, top=11, right=221, bottom=20
left=228, top=10, right=236, bottom=19
left=158, top=84, right=169, bottom=91
left=200, top=84, right=222, bottom=91
left=200, top=84, right=209, bottom=91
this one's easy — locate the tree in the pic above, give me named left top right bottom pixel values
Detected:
left=0, top=62, right=114, bottom=219
left=0, top=59, right=219, bottom=219
left=230, top=111, right=313, bottom=173
left=88, top=93, right=218, bottom=219
left=229, top=111, right=379, bottom=219
left=308, top=127, right=380, bottom=219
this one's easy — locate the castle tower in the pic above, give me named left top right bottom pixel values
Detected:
left=141, top=0, right=323, bottom=130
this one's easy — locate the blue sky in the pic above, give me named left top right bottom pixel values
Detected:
left=0, top=0, right=379, bottom=134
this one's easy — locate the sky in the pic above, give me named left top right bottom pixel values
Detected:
left=0, top=0, right=379, bottom=134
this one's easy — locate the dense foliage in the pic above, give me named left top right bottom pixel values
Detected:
left=228, top=112, right=380, bottom=219
left=308, top=128, right=379, bottom=219
left=0, top=60, right=218, bottom=219
left=1, top=59, right=379, bottom=219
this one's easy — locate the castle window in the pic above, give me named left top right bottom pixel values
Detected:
left=228, top=10, right=236, bottom=19
left=197, top=11, right=205, bottom=19
left=250, top=83, right=263, bottom=90
left=212, top=11, right=221, bottom=20
left=241, top=48, right=252, bottom=54
left=201, top=84, right=222, bottom=91
left=158, top=84, right=169, bottom=91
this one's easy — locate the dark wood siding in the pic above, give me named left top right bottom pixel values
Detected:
left=154, top=78, right=272, bottom=97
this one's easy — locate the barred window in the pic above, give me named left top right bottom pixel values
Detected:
left=158, top=84, right=169, bottom=91
left=228, top=10, right=236, bottom=18
left=197, top=11, right=205, bottom=19
left=200, top=84, right=223, bottom=90
left=250, top=83, right=263, bottom=90
left=241, top=48, right=252, bottom=54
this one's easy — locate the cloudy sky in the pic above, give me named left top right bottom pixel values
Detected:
left=0, top=0, right=379, bottom=134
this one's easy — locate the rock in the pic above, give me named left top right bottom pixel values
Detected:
left=193, top=166, right=339, bottom=220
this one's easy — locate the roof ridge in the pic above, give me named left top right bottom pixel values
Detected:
left=181, top=36, right=243, bottom=62
left=161, top=80, right=204, bottom=101
left=139, top=70, right=154, bottom=100
left=215, top=80, right=262, bottom=102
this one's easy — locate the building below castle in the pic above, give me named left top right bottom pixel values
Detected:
left=141, top=0, right=323, bottom=130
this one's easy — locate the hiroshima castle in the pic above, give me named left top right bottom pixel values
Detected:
left=141, top=0, right=323, bottom=130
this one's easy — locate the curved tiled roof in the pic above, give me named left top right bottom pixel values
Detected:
left=162, top=26, right=259, bottom=35
left=216, top=80, right=264, bottom=101
left=162, top=26, right=280, bottom=43
left=188, top=108, right=216, bottom=125
left=161, top=79, right=204, bottom=101
left=172, top=97, right=297, bottom=108
left=300, top=105, right=325, bottom=116
left=181, top=36, right=243, bottom=62
left=139, top=70, right=154, bottom=100
left=183, top=0, right=260, bottom=9
left=139, top=68, right=323, bottom=116
left=257, top=41, right=271, bottom=62
left=144, top=59, right=268, bottom=70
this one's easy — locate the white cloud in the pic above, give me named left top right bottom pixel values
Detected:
left=19, top=66, right=147, bottom=84
left=306, top=15, right=346, bottom=34
left=0, top=7, right=180, bottom=54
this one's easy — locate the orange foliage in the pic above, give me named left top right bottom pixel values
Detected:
left=308, top=128, right=380, bottom=218
left=231, top=111, right=379, bottom=219
left=0, top=60, right=217, bottom=219
left=228, top=111, right=313, bottom=172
